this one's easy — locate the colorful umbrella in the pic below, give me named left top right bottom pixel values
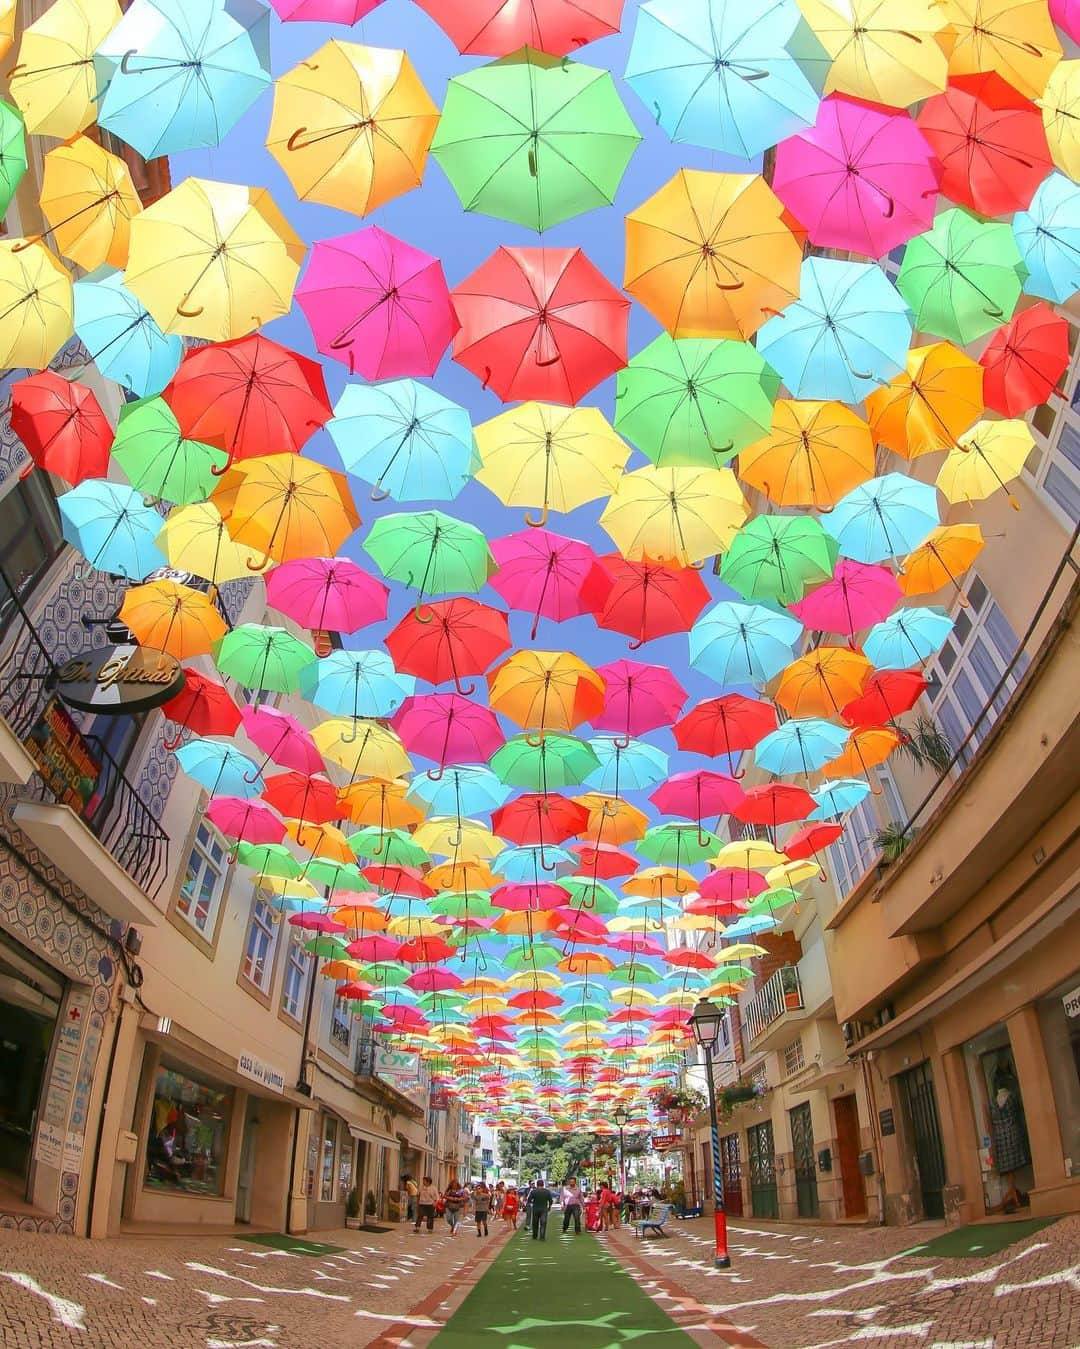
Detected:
left=865, top=341, right=985, bottom=460
left=490, top=529, right=597, bottom=638
left=111, top=396, right=227, bottom=504
left=650, top=771, right=743, bottom=826
left=737, top=399, right=874, bottom=510
left=828, top=473, right=940, bottom=563
left=240, top=704, right=324, bottom=777
left=673, top=694, right=777, bottom=767
left=823, top=726, right=901, bottom=778
left=10, top=371, right=111, bottom=486
left=265, top=556, right=389, bottom=634
left=936, top=418, right=1034, bottom=509
left=262, top=770, right=339, bottom=825
left=300, top=648, right=414, bottom=718
left=774, top=646, right=873, bottom=717
left=585, top=738, right=668, bottom=796
left=9, top=0, right=119, bottom=139
left=175, top=738, right=264, bottom=798
left=719, top=514, right=838, bottom=605
left=408, top=764, right=510, bottom=817
left=412, top=0, right=624, bottom=56
left=451, top=245, right=630, bottom=405
left=599, top=464, right=749, bottom=565
left=583, top=554, right=711, bottom=650
left=734, top=782, right=816, bottom=828
left=689, top=601, right=802, bottom=685
left=1041, top=59, right=1080, bottom=182
left=936, top=0, right=1061, bottom=100
left=791, top=559, right=901, bottom=635
left=797, top=0, right=949, bottom=107
left=57, top=478, right=165, bottom=579
left=36, top=137, right=141, bottom=271
left=119, top=578, right=226, bottom=659
left=393, top=693, right=505, bottom=770
left=810, top=778, right=871, bottom=818
left=363, top=509, right=494, bottom=608
left=206, top=795, right=283, bottom=845
left=297, top=225, right=457, bottom=378
left=0, top=99, right=26, bottom=217
left=158, top=501, right=270, bottom=584
left=624, top=170, right=802, bottom=341
left=841, top=669, right=928, bottom=726
left=313, top=720, right=411, bottom=782
left=268, top=41, right=439, bottom=217
left=214, top=623, right=317, bottom=696
left=268, top=0, right=382, bottom=20
left=488, top=651, right=605, bottom=734
left=756, top=256, right=912, bottom=404
left=431, top=47, right=640, bottom=231
left=1013, top=173, right=1080, bottom=305
left=0, top=239, right=72, bottom=371
left=72, top=266, right=182, bottom=398
left=491, top=734, right=600, bottom=792
left=864, top=606, right=954, bottom=667
left=161, top=670, right=242, bottom=749
left=979, top=304, right=1069, bottom=417
left=592, top=660, right=687, bottom=743
left=386, top=598, right=512, bottom=695
left=899, top=523, right=986, bottom=600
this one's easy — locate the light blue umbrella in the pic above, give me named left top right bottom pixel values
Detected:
left=756, top=256, right=912, bottom=404
left=864, top=606, right=953, bottom=669
left=95, top=0, right=271, bottom=159
left=328, top=379, right=477, bottom=503
left=73, top=267, right=182, bottom=397
left=58, top=479, right=166, bottom=579
left=722, top=913, right=778, bottom=939
left=585, top=736, right=669, bottom=795
left=1013, top=172, right=1080, bottom=304
left=809, top=777, right=871, bottom=819
left=625, top=0, right=824, bottom=158
left=300, top=649, right=414, bottom=720
left=407, top=764, right=510, bottom=816
left=755, top=717, right=850, bottom=776
left=175, top=738, right=264, bottom=797
left=689, top=600, right=803, bottom=685
left=491, top=845, right=576, bottom=883
left=828, top=474, right=940, bottom=563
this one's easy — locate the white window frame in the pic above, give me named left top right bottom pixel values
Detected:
left=176, top=822, right=228, bottom=937
left=1025, top=317, right=1080, bottom=528
left=329, top=996, right=352, bottom=1057
left=281, top=932, right=310, bottom=1022
left=783, top=1036, right=805, bottom=1077
left=241, top=894, right=279, bottom=993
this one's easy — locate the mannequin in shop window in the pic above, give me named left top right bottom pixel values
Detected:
left=987, top=1055, right=1031, bottom=1213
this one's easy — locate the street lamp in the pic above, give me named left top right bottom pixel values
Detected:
left=690, top=997, right=731, bottom=1270
left=613, top=1105, right=629, bottom=1195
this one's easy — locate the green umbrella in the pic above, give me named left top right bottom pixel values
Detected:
left=562, top=1004, right=609, bottom=1023
left=303, top=936, right=349, bottom=959
left=0, top=100, right=27, bottom=217
left=430, top=48, right=640, bottom=232
left=235, top=842, right=302, bottom=880
left=305, top=859, right=369, bottom=893
left=557, top=877, right=619, bottom=914
left=896, top=208, right=1026, bottom=347
left=637, top=822, right=721, bottom=867
left=357, top=962, right=411, bottom=988
left=432, top=891, right=497, bottom=919
left=362, top=509, right=494, bottom=611
left=720, top=515, right=838, bottom=605
left=614, top=334, right=779, bottom=468
left=349, top=827, right=430, bottom=868
left=111, top=396, right=227, bottom=504
left=613, top=961, right=664, bottom=984
left=746, top=887, right=799, bottom=915
left=710, top=962, right=755, bottom=983
left=503, top=941, right=561, bottom=970
left=489, top=732, right=599, bottom=792
left=214, top=623, right=316, bottom=696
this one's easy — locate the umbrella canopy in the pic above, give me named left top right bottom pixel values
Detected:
left=363, top=509, right=494, bottom=606
left=865, top=341, right=985, bottom=460
left=111, top=396, right=226, bottom=504
left=119, top=578, right=227, bottom=659
left=624, top=170, right=802, bottom=341
left=586, top=737, right=668, bottom=795
left=864, top=606, right=954, bottom=667
left=1041, top=59, right=1080, bottom=182
left=592, top=659, right=687, bottom=741
left=792, top=559, right=901, bottom=635
left=58, top=478, right=165, bottom=579
left=773, top=93, right=939, bottom=257
left=599, top=464, right=749, bottom=565
left=301, top=648, right=414, bottom=718
left=936, top=0, right=1061, bottom=100
left=979, top=303, right=1069, bottom=417
left=755, top=719, right=849, bottom=775
left=297, top=225, right=457, bottom=379
left=214, top=623, right=317, bottom=695
left=431, top=47, right=640, bottom=232
left=1013, top=173, right=1080, bottom=306
left=451, top=246, right=630, bottom=405
left=899, top=523, right=986, bottom=600
left=10, top=370, right=111, bottom=486
left=841, top=669, right=928, bottom=726
left=624, top=0, right=823, bottom=158
left=314, top=720, right=411, bottom=781
left=240, top=704, right=324, bottom=776
left=490, top=529, right=598, bottom=638
left=491, top=734, right=600, bottom=792
left=936, top=418, right=1034, bottom=508
left=614, top=334, right=779, bottom=468
left=673, top=694, right=777, bottom=761
left=37, top=137, right=141, bottom=271
left=689, top=601, right=802, bottom=684
left=73, top=266, right=182, bottom=398
left=488, top=651, right=605, bottom=733
left=386, top=597, right=512, bottom=695
left=268, top=41, right=439, bottom=217
left=158, top=501, right=270, bottom=583
left=175, top=738, right=264, bottom=798
left=10, top=0, right=120, bottom=139
left=393, top=693, right=505, bottom=768
left=125, top=178, right=304, bottom=341
left=828, top=473, right=940, bottom=563
left=0, top=100, right=27, bottom=218
left=161, top=670, right=242, bottom=747
left=412, top=1, right=624, bottom=56
left=262, top=770, right=339, bottom=824
left=269, top=0, right=382, bottom=19
left=0, top=240, right=72, bottom=371
left=583, top=554, right=711, bottom=649
left=265, top=556, right=388, bottom=634
left=737, top=399, right=874, bottom=510
left=774, top=646, right=873, bottom=717
left=719, top=514, right=838, bottom=605
left=95, top=0, right=271, bottom=158
left=797, top=0, right=949, bottom=107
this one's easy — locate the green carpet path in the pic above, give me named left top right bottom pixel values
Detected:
left=430, top=1223, right=696, bottom=1347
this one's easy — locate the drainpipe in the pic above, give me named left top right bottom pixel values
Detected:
left=858, top=1051, right=888, bottom=1226
left=286, top=936, right=321, bottom=1234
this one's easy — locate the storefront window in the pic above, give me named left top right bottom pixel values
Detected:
left=320, top=1116, right=338, bottom=1202
left=338, top=1136, right=353, bottom=1204
left=145, top=1062, right=233, bottom=1195
left=1038, top=974, right=1080, bottom=1175
left=961, top=1025, right=1034, bottom=1214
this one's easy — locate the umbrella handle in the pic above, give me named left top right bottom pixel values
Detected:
left=162, top=730, right=184, bottom=751
left=120, top=49, right=140, bottom=74
left=340, top=720, right=359, bottom=745
left=287, top=127, right=314, bottom=151
left=612, top=732, right=631, bottom=750
left=370, top=483, right=392, bottom=502
left=710, top=441, right=734, bottom=457
left=627, top=635, right=645, bottom=651
left=11, top=235, right=43, bottom=254
left=524, top=731, right=545, bottom=748
left=177, top=300, right=205, bottom=318
left=715, top=281, right=744, bottom=291
left=687, top=558, right=706, bottom=570
left=453, top=675, right=476, bottom=696
left=246, top=549, right=272, bottom=572
left=210, top=453, right=234, bottom=477
left=425, top=765, right=446, bottom=782
left=525, top=504, right=549, bottom=528
left=535, top=353, right=561, bottom=367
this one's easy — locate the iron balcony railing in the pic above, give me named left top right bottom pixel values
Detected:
left=743, top=965, right=804, bottom=1044
left=0, top=569, right=169, bottom=898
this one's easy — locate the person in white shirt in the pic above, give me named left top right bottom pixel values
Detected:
left=561, top=1177, right=584, bottom=1234
left=414, top=1177, right=438, bottom=1233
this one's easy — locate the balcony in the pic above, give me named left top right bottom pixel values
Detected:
left=0, top=578, right=169, bottom=924
left=743, top=965, right=806, bottom=1051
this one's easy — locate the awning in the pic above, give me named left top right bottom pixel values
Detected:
left=347, top=1120, right=397, bottom=1148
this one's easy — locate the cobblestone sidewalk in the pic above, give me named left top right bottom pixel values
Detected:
left=603, top=1213, right=1080, bottom=1349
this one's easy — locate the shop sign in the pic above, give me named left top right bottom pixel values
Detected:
left=878, top=1108, right=896, bottom=1137
left=34, top=1122, right=64, bottom=1169
left=238, top=1051, right=286, bottom=1094
left=374, top=1048, right=426, bottom=1108
left=430, top=1090, right=450, bottom=1111
left=26, top=698, right=101, bottom=813
left=1062, top=984, right=1080, bottom=1018
left=651, top=1133, right=680, bottom=1151
left=55, top=644, right=185, bottom=715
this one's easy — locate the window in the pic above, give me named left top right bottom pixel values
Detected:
left=281, top=933, right=310, bottom=1022
left=176, top=823, right=228, bottom=937
left=320, top=1115, right=338, bottom=1202
left=783, top=1037, right=805, bottom=1077
left=1023, top=320, right=1080, bottom=526
left=0, top=473, right=63, bottom=613
left=329, top=996, right=352, bottom=1055
left=241, top=894, right=279, bottom=992
left=144, top=1062, right=233, bottom=1196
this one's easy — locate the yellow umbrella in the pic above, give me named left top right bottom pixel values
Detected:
left=157, top=501, right=271, bottom=582
left=624, top=170, right=802, bottom=340
left=413, top=817, right=503, bottom=860
left=0, top=239, right=72, bottom=370
left=599, top=465, right=749, bottom=566
left=387, top=914, right=443, bottom=937
left=125, top=178, right=305, bottom=341
left=506, top=969, right=563, bottom=989
left=312, top=719, right=411, bottom=781
left=775, top=646, right=874, bottom=718
left=608, top=914, right=664, bottom=933
left=493, top=910, right=558, bottom=936
left=35, top=137, right=141, bottom=271
left=118, top=579, right=227, bottom=660
left=936, top=419, right=1033, bottom=509
left=459, top=977, right=508, bottom=995
left=0, top=1, right=15, bottom=60
left=866, top=342, right=984, bottom=461
left=611, top=986, right=659, bottom=1005
left=766, top=859, right=819, bottom=889
left=738, top=400, right=875, bottom=510
left=712, top=839, right=785, bottom=870
left=268, top=41, right=439, bottom=217
left=938, top=0, right=1061, bottom=99
left=797, top=0, right=949, bottom=107
left=1041, top=60, right=1080, bottom=182
left=9, top=0, right=120, bottom=138
left=474, top=401, right=630, bottom=527
left=900, top=523, right=986, bottom=600
left=487, top=651, right=605, bottom=734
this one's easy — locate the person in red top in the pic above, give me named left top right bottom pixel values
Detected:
left=501, top=1185, right=520, bottom=1230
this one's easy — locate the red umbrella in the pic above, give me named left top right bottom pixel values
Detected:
left=160, top=669, right=242, bottom=749
left=673, top=694, right=778, bottom=776
left=650, top=770, right=745, bottom=826
left=162, top=334, right=332, bottom=471
left=265, top=557, right=389, bottom=634
left=412, top=0, right=624, bottom=55
left=240, top=705, right=324, bottom=777
left=491, top=793, right=590, bottom=848
left=591, top=659, right=687, bottom=746
left=916, top=72, right=1051, bottom=218
left=392, top=693, right=505, bottom=774
left=398, top=935, right=458, bottom=964
left=346, top=934, right=402, bottom=961
left=734, top=783, right=815, bottom=828
left=979, top=302, right=1070, bottom=417
left=490, top=528, right=597, bottom=639
left=451, top=246, right=630, bottom=405
left=262, top=770, right=340, bottom=825
left=385, top=598, right=511, bottom=695
left=607, top=932, right=664, bottom=957
left=685, top=892, right=750, bottom=920
left=363, top=864, right=435, bottom=900
left=407, top=966, right=463, bottom=992
left=842, top=670, right=928, bottom=728
left=10, top=371, right=111, bottom=485
left=785, top=821, right=843, bottom=863
left=493, top=882, right=571, bottom=911
left=663, top=947, right=716, bottom=970
left=699, top=868, right=768, bottom=904
left=582, top=554, right=711, bottom=650
left=570, top=841, right=637, bottom=879
left=507, top=989, right=563, bottom=1009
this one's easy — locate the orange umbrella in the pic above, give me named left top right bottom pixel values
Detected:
left=738, top=400, right=875, bottom=509
left=332, top=903, right=389, bottom=933
left=118, top=578, right=226, bottom=660
left=823, top=727, right=901, bottom=780
left=337, top=777, right=422, bottom=829
left=576, top=794, right=649, bottom=845
left=865, top=342, right=984, bottom=460
left=775, top=647, right=874, bottom=718
left=488, top=651, right=605, bottom=735
left=427, top=859, right=498, bottom=892
left=286, top=819, right=354, bottom=863
left=899, top=523, right=985, bottom=601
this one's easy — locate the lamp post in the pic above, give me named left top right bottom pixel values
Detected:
left=690, top=997, right=731, bottom=1270
left=613, top=1105, right=629, bottom=1196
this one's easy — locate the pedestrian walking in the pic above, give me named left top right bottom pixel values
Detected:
left=473, top=1180, right=491, bottom=1236
left=443, top=1176, right=467, bottom=1236
left=560, top=1176, right=584, bottom=1234
left=502, top=1185, right=519, bottom=1230
left=585, top=1189, right=602, bottom=1232
left=492, top=1181, right=505, bottom=1219
left=599, top=1180, right=618, bottom=1230
left=414, top=1176, right=438, bottom=1233
left=527, top=1178, right=554, bottom=1241
left=403, top=1174, right=418, bottom=1224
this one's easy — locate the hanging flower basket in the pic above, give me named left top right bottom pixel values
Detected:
left=720, top=1083, right=761, bottom=1107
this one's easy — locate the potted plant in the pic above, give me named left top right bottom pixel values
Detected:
left=345, top=1188, right=362, bottom=1229
left=720, top=1079, right=767, bottom=1109
left=364, top=1189, right=377, bottom=1219
left=780, top=964, right=802, bottom=1011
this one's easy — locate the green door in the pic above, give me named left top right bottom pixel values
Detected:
left=747, top=1120, right=779, bottom=1219
left=789, top=1102, right=819, bottom=1218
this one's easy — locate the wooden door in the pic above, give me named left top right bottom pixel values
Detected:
left=833, top=1094, right=866, bottom=1217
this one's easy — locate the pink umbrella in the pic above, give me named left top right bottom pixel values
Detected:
left=296, top=225, right=459, bottom=379
left=392, top=693, right=505, bottom=775
left=1050, top=0, right=1079, bottom=40
left=288, top=912, right=348, bottom=933
left=265, top=557, right=389, bottom=634
left=790, top=559, right=902, bottom=636
left=698, top=868, right=768, bottom=904
left=269, top=0, right=382, bottom=17
left=591, top=659, right=688, bottom=746
left=406, top=967, right=463, bottom=992
left=773, top=94, right=940, bottom=258
left=492, top=882, right=570, bottom=911
left=650, top=770, right=745, bottom=830
left=346, top=934, right=403, bottom=961
left=607, top=932, right=664, bottom=957
left=552, top=908, right=610, bottom=940
left=205, top=796, right=286, bottom=846
left=489, top=528, right=597, bottom=639
left=240, top=705, right=324, bottom=778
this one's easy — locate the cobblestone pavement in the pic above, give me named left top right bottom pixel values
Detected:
left=604, top=1214, right=1080, bottom=1349
left=0, top=1220, right=511, bottom=1349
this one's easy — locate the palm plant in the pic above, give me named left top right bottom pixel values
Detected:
left=897, top=717, right=953, bottom=774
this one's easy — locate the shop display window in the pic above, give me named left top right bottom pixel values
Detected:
left=961, top=1025, right=1034, bottom=1214
left=145, top=1062, right=233, bottom=1196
